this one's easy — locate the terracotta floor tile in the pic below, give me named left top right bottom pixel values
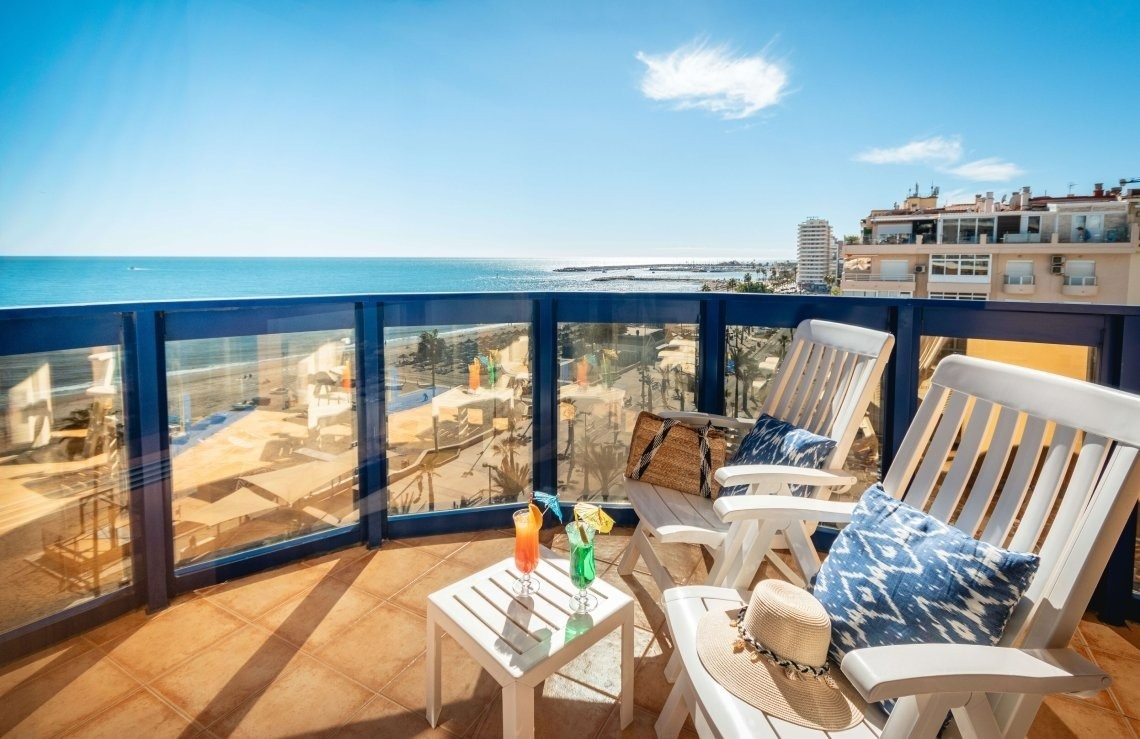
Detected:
left=151, top=623, right=301, bottom=727
left=300, top=544, right=372, bottom=571
left=447, top=531, right=517, bottom=571
left=101, top=598, right=247, bottom=683
left=380, top=634, right=503, bottom=736
left=207, top=653, right=373, bottom=738
left=0, top=648, right=141, bottom=737
left=314, top=601, right=426, bottom=691
left=1092, top=650, right=1140, bottom=720
left=590, top=528, right=636, bottom=566
left=60, top=687, right=198, bottom=738
left=1032, top=695, right=1136, bottom=738
left=396, top=531, right=477, bottom=560
left=1080, top=617, right=1140, bottom=658
left=556, top=624, right=655, bottom=699
left=256, top=577, right=382, bottom=652
left=390, top=560, right=475, bottom=616
left=339, top=692, right=458, bottom=738
left=600, top=565, right=668, bottom=633
left=328, top=546, right=443, bottom=599
left=206, top=562, right=333, bottom=621
left=0, top=635, right=93, bottom=695
left=631, top=628, right=676, bottom=714
left=467, top=673, right=616, bottom=739
left=598, top=704, right=700, bottom=738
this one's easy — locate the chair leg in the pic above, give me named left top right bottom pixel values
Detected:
left=617, top=522, right=645, bottom=576
left=665, top=650, right=681, bottom=683
left=655, top=670, right=693, bottom=738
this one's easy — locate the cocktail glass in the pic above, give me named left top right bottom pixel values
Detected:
left=566, top=522, right=598, bottom=613
left=512, top=508, right=540, bottom=595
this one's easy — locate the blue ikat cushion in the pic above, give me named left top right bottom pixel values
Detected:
left=811, top=484, right=1040, bottom=712
left=719, top=414, right=837, bottom=497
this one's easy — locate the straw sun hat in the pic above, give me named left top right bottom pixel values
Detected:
left=695, top=579, right=862, bottom=731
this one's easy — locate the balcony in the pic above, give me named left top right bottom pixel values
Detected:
left=1002, top=273, right=1037, bottom=295
left=1062, top=274, right=1099, bottom=297
left=2, top=291, right=1139, bottom=735
left=839, top=272, right=916, bottom=293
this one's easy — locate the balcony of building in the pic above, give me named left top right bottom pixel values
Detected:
left=1062, top=274, right=1100, bottom=298
left=2, top=292, right=1139, bottom=736
left=1002, top=273, right=1037, bottom=296
left=838, top=271, right=916, bottom=293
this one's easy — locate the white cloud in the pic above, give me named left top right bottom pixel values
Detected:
left=636, top=41, right=788, bottom=120
left=945, top=158, right=1024, bottom=182
left=855, top=136, right=962, bottom=165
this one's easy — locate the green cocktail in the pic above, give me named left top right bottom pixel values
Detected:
left=566, top=522, right=598, bottom=613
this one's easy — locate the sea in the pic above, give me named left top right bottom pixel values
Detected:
left=0, top=256, right=765, bottom=309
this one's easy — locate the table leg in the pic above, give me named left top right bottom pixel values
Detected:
left=426, top=611, right=442, bottom=727
left=620, top=607, right=634, bottom=728
left=502, top=681, right=535, bottom=738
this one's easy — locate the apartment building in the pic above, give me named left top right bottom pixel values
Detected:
left=796, top=217, right=834, bottom=289
left=841, top=181, right=1140, bottom=304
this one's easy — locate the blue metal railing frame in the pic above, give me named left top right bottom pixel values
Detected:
left=2, top=291, right=1138, bottom=661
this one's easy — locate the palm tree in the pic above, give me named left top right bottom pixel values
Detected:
left=578, top=436, right=626, bottom=500
left=416, top=329, right=446, bottom=394
left=418, top=451, right=444, bottom=511
left=490, top=458, right=531, bottom=503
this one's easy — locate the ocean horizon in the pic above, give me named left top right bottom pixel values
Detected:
left=0, top=256, right=772, bottom=308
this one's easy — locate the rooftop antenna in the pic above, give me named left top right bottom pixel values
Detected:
left=1068, top=182, right=1077, bottom=195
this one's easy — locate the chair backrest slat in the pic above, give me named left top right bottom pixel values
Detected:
left=785, top=344, right=828, bottom=427
left=1008, top=425, right=1077, bottom=552
left=883, top=383, right=948, bottom=496
left=802, top=346, right=841, bottom=433
left=763, top=338, right=809, bottom=420
left=955, top=404, right=1021, bottom=537
left=980, top=415, right=1048, bottom=544
left=905, top=391, right=971, bottom=511
left=928, top=398, right=995, bottom=523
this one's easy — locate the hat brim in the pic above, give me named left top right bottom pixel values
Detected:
left=695, top=607, right=863, bottom=731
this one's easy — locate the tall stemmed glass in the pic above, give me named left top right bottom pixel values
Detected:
left=512, top=507, right=541, bottom=595
left=566, top=521, right=598, bottom=613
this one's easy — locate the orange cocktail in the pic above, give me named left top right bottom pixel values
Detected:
left=512, top=506, right=541, bottom=595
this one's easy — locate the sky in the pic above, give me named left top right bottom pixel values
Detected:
left=1, top=0, right=1137, bottom=260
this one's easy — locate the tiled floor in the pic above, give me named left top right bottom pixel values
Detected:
left=2, top=526, right=1138, bottom=738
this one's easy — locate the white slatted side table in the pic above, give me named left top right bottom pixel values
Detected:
left=426, top=546, right=634, bottom=738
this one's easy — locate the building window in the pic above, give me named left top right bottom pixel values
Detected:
left=1003, top=260, right=1034, bottom=285
left=1063, top=260, right=1096, bottom=286
left=930, top=254, right=991, bottom=281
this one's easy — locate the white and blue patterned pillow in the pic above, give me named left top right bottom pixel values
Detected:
left=720, top=414, right=837, bottom=496
left=812, top=484, right=1040, bottom=712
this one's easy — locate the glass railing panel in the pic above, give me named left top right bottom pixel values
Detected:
left=0, top=345, right=130, bottom=633
left=556, top=321, right=698, bottom=503
left=384, top=322, right=533, bottom=512
left=724, top=324, right=884, bottom=502
left=167, top=328, right=358, bottom=568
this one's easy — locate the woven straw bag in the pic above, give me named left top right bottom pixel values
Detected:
left=625, top=411, right=726, bottom=498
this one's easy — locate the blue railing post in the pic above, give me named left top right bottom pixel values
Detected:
left=123, top=310, right=172, bottom=611
left=358, top=302, right=386, bottom=548
left=533, top=297, right=558, bottom=493
left=698, top=298, right=726, bottom=416
left=882, top=303, right=920, bottom=472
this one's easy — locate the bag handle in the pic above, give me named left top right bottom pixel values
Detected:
left=631, top=418, right=716, bottom=499
left=631, top=417, right=680, bottom=480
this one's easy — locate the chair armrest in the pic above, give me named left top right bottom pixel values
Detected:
left=712, top=494, right=857, bottom=524
left=842, top=644, right=1110, bottom=702
left=658, top=410, right=754, bottom=433
left=714, top=464, right=858, bottom=491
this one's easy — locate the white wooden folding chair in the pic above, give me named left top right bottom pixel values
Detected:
left=658, top=354, right=1140, bottom=738
left=618, top=319, right=894, bottom=592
